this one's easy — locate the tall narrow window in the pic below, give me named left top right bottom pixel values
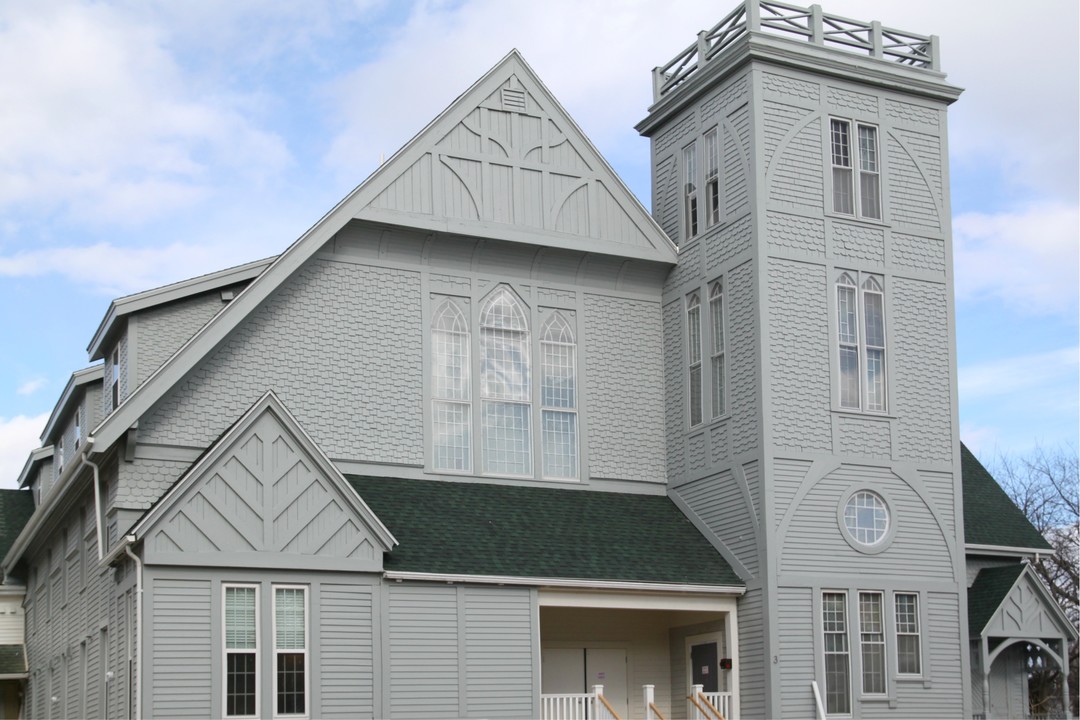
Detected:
left=225, top=585, right=258, bottom=718
left=831, top=119, right=881, bottom=219
left=110, top=350, right=119, bottom=411
left=859, top=592, right=886, bottom=694
left=274, top=586, right=307, bottom=717
left=74, top=407, right=81, bottom=450
left=836, top=271, right=887, bottom=412
left=540, top=314, right=577, bottom=479
left=837, top=273, right=860, bottom=409
left=704, top=128, right=720, bottom=226
left=687, top=292, right=702, bottom=426
left=432, top=300, right=471, bottom=472
left=823, top=592, right=851, bottom=715
left=480, top=288, right=531, bottom=476
left=56, top=436, right=64, bottom=478
left=683, top=143, right=699, bottom=239
left=709, top=281, right=726, bottom=418
left=895, top=593, right=922, bottom=675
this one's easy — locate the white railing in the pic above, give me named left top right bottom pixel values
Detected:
left=653, top=0, right=938, bottom=100
left=542, top=685, right=621, bottom=720
left=689, top=684, right=732, bottom=720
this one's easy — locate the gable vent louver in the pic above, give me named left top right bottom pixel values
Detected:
left=501, top=88, right=527, bottom=112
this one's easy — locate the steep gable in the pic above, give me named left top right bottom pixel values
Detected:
left=969, top=564, right=1077, bottom=641
left=133, top=392, right=395, bottom=572
left=356, top=51, right=676, bottom=262
left=961, top=443, right=1051, bottom=551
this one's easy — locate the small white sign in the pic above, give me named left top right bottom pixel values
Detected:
left=701, top=666, right=709, bottom=675
left=597, top=672, right=606, bottom=680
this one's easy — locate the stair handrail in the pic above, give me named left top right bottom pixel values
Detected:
left=688, top=684, right=725, bottom=720
left=811, top=680, right=827, bottom=720
left=597, top=691, right=622, bottom=720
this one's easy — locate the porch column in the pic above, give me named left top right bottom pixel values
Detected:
left=981, top=635, right=991, bottom=717
left=727, top=608, right=740, bottom=719
left=1062, top=635, right=1072, bottom=720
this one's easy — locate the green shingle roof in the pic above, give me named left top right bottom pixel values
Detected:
left=0, top=645, right=25, bottom=675
left=346, top=476, right=743, bottom=587
left=0, top=489, right=34, bottom=561
left=961, top=443, right=1051, bottom=550
left=967, top=563, right=1025, bottom=636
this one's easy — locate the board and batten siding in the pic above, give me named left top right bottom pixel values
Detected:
left=387, top=583, right=536, bottom=719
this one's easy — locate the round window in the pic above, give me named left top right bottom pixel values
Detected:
left=843, top=491, right=889, bottom=546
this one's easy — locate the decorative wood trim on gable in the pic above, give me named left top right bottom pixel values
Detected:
left=975, top=565, right=1078, bottom=642
left=130, top=391, right=396, bottom=572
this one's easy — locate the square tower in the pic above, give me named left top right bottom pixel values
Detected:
left=637, top=3, right=967, bottom=717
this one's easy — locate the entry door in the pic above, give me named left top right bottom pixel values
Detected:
left=585, top=648, right=628, bottom=720
left=690, top=641, right=719, bottom=692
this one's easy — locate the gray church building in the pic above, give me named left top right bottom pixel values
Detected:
left=2, top=1, right=1075, bottom=718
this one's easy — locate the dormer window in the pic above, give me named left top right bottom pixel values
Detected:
left=56, top=436, right=64, bottom=478
left=830, top=119, right=881, bottom=220
left=111, top=349, right=119, bottom=411
left=74, top=407, right=81, bottom=450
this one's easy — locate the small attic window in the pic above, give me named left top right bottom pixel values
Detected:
left=501, top=88, right=526, bottom=112
left=74, top=407, right=81, bottom=450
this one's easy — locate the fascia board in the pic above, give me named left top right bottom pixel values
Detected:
left=383, top=571, right=746, bottom=595
left=965, top=543, right=1052, bottom=557
left=127, top=391, right=397, bottom=552
left=40, top=365, right=104, bottom=443
left=87, top=256, right=275, bottom=360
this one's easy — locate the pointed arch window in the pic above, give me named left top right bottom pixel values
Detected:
left=687, top=292, right=703, bottom=426
left=837, top=271, right=887, bottom=412
left=540, top=313, right=577, bottom=479
left=709, top=281, right=726, bottom=418
left=480, top=288, right=532, bottom=476
left=432, top=300, right=471, bottom=472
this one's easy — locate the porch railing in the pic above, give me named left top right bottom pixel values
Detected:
left=541, top=684, right=621, bottom=720
left=689, top=684, right=731, bottom=720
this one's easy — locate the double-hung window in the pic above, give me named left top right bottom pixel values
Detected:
left=686, top=292, right=703, bottom=426
left=831, top=119, right=881, bottom=220
left=683, top=142, right=699, bottom=239
left=704, top=128, right=720, bottom=226
left=110, top=350, right=120, bottom=411
left=859, top=592, right=887, bottom=695
left=274, top=586, right=308, bottom=717
left=822, top=591, right=851, bottom=715
left=836, top=271, right=887, bottom=412
left=224, top=585, right=258, bottom=718
left=895, top=593, right=922, bottom=675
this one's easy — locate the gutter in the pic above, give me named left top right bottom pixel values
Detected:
left=965, top=543, right=1051, bottom=558
left=383, top=571, right=746, bottom=595
left=123, top=537, right=143, bottom=720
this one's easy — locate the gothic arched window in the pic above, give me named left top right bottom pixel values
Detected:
left=540, top=313, right=577, bottom=479
left=480, top=288, right=531, bottom=476
left=432, top=299, right=471, bottom=471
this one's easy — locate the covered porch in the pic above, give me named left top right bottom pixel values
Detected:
left=968, top=564, right=1078, bottom=719
left=539, top=589, right=739, bottom=720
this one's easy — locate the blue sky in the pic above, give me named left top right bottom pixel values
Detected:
left=1, top=0, right=1077, bottom=485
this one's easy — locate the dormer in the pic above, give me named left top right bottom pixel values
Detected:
left=87, top=257, right=274, bottom=417
left=15, top=447, right=53, bottom=508
left=37, top=365, right=104, bottom=495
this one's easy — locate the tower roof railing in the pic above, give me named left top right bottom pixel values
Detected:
left=652, top=0, right=940, bottom=101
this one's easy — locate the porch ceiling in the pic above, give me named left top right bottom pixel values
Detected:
left=346, top=475, right=743, bottom=588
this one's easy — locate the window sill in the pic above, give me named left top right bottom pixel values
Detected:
left=826, top=211, right=891, bottom=230
left=831, top=408, right=895, bottom=420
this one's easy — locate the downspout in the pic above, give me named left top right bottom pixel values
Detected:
left=76, top=438, right=105, bottom=562
left=123, top=538, right=143, bottom=720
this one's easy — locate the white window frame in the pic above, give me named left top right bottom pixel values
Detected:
left=479, top=287, right=533, bottom=478
left=223, top=583, right=260, bottom=719
left=858, top=591, right=887, bottom=696
left=683, top=142, right=699, bottom=239
left=704, top=127, right=720, bottom=227
left=822, top=591, right=851, bottom=716
left=540, top=313, right=578, bottom=480
left=835, top=271, right=887, bottom=412
left=709, top=280, right=726, bottom=418
left=431, top=299, right=472, bottom=474
left=272, top=585, right=309, bottom=719
left=74, top=408, right=81, bottom=451
left=56, top=436, right=64, bottom=478
left=830, top=118, right=881, bottom=220
left=843, top=490, right=890, bottom=547
left=686, top=292, right=703, bottom=427
left=110, top=349, right=119, bottom=411
left=894, top=592, right=922, bottom=677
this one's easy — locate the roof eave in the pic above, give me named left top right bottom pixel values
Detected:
left=15, top=446, right=53, bottom=490
left=966, top=542, right=1053, bottom=557
left=40, top=365, right=104, bottom=443
left=383, top=570, right=745, bottom=595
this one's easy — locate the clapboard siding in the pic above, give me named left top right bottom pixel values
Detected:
left=320, top=583, right=376, bottom=718
left=737, top=588, right=766, bottom=718
left=676, top=470, right=759, bottom=576
left=388, top=584, right=461, bottom=718
left=777, top=587, right=816, bottom=718
left=151, top=578, right=213, bottom=718
left=464, top=586, right=535, bottom=718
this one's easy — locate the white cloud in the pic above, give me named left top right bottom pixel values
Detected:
left=959, top=347, right=1079, bottom=401
left=16, top=378, right=47, bottom=397
left=0, top=1, right=291, bottom=223
left=0, top=414, right=49, bottom=489
left=953, top=202, right=1079, bottom=315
